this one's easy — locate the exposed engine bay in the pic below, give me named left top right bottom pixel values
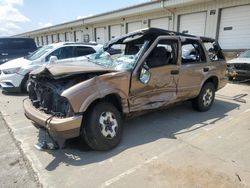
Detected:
left=28, top=72, right=104, bottom=118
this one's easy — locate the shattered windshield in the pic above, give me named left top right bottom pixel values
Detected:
left=239, top=50, right=250, bottom=58
left=89, top=36, right=149, bottom=71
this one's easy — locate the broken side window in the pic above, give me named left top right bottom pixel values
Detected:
left=181, top=40, right=206, bottom=64
left=204, top=41, right=225, bottom=61
left=146, top=39, right=178, bottom=68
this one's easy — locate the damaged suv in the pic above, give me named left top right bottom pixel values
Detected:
left=23, top=28, right=227, bottom=151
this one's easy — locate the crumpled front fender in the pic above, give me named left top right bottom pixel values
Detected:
left=61, top=72, right=130, bottom=114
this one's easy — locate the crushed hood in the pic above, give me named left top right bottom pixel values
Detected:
left=0, top=57, right=31, bottom=70
left=30, top=60, right=115, bottom=77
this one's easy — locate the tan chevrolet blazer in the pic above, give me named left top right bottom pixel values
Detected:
left=23, top=28, right=227, bottom=151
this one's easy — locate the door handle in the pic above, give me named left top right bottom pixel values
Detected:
left=171, top=70, right=179, bottom=75
left=1, top=53, right=8, bottom=56
left=203, top=67, right=209, bottom=72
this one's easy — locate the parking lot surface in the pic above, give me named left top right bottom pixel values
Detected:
left=0, top=114, right=39, bottom=187
left=0, top=83, right=250, bottom=188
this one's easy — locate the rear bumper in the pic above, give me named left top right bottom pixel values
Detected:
left=23, top=99, right=83, bottom=139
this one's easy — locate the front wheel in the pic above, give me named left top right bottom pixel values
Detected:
left=81, top=102, right=122, bottom=151
left=192, top=82, right=215, bottom=112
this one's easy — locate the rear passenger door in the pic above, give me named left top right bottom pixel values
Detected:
left=178, top=39, right=209, bottom=99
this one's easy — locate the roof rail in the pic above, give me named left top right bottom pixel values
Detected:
left=63, top=42, right=98, bottom=46
left=133, top=28, right=215, bottom=42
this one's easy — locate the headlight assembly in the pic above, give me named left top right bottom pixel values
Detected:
left=2, top=67, right=21, bottom=74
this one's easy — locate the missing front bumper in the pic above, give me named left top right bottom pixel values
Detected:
left=23, top=99, right=83, bottom=139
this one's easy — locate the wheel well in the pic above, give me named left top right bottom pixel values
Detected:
left=20, top=73, right=29, bottom=91
left=85, top=94, right=123, bottom=114
left=204, top=76, right=218, bottom=90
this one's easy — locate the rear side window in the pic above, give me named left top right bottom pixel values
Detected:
left=46, top=46, right=74, bottom=61
left=204, top=42, right=225, bottom=61
left=146, top=39, right=178, bottom=68
left=182, top=40, right=206, bottom=64
left=75, top=46, right=96, bottom=57
left=8, top=39, right=30, bottom=50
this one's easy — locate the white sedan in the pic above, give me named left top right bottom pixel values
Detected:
left=227, top=50, right=250, bottom=80
left=0, top=42, right=102, bottom=92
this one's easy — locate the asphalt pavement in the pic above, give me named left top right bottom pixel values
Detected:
left=0, top=112, right=40, bottom=187
left=0, top=83, right=250, bottom=188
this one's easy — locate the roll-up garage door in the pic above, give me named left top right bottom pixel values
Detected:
left=95, top=27, right=105, bottom=44
left=150, top=17, right=169, bottom=30
left=75, top=31, right=83, bottom=42
left=47, top=35, right=53, bottom=44
left=65, top=32, right=72, bottom=42
left=52, top=34, right=58, bottom=43
left=35, top=37, right=39, bottom=46
left=110, top=25, right=122, bottom=40
left=38, top=37, right=42, bottom=46
left=127, top=21, right=142, bottom=33
left=41, top=36, right=44, bottom=45
left=59, top=33, right=65, bottom=42
left=218, top=5, right=250, bottom=50
left=179, top=12, right=207, bottom=36
left=43, top=36, right=47, bottom=45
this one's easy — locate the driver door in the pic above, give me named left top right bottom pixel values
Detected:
left=129, top=37, right=181, bottom=112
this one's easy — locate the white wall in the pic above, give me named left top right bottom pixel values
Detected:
left=23, top=0, right=250, bottom=50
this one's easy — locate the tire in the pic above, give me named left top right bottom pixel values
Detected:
left=192, top=82, right=215, bottom=112
left=81, top=102, right=122, bottom=151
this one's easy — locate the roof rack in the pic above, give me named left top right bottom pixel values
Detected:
left=62, top=42, right=99, bottom=46
left=104, top=27, right=216, bottom=48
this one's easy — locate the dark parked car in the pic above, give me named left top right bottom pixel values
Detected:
left=0, top=37, right=37, bottom=64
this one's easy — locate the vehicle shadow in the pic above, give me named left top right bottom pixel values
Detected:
left=230, top=79, right=250, bottom=86
left=1, top=90, right=28, bottom=97
left=39, top=99, right=240, bottom=171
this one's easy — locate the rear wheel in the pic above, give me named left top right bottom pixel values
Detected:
left=192, top=82, right=215, bottom=112
left=81, top=102, right=122, bottom=151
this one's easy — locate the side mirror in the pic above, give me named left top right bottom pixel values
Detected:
left=49, top=56, right=58, bottom=64
left=189, top=54, right=198, bottom=61
left=139, top=65, right=151, bottom=84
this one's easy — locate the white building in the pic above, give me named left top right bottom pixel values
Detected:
left=16, top=0, right=250, bottom=51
